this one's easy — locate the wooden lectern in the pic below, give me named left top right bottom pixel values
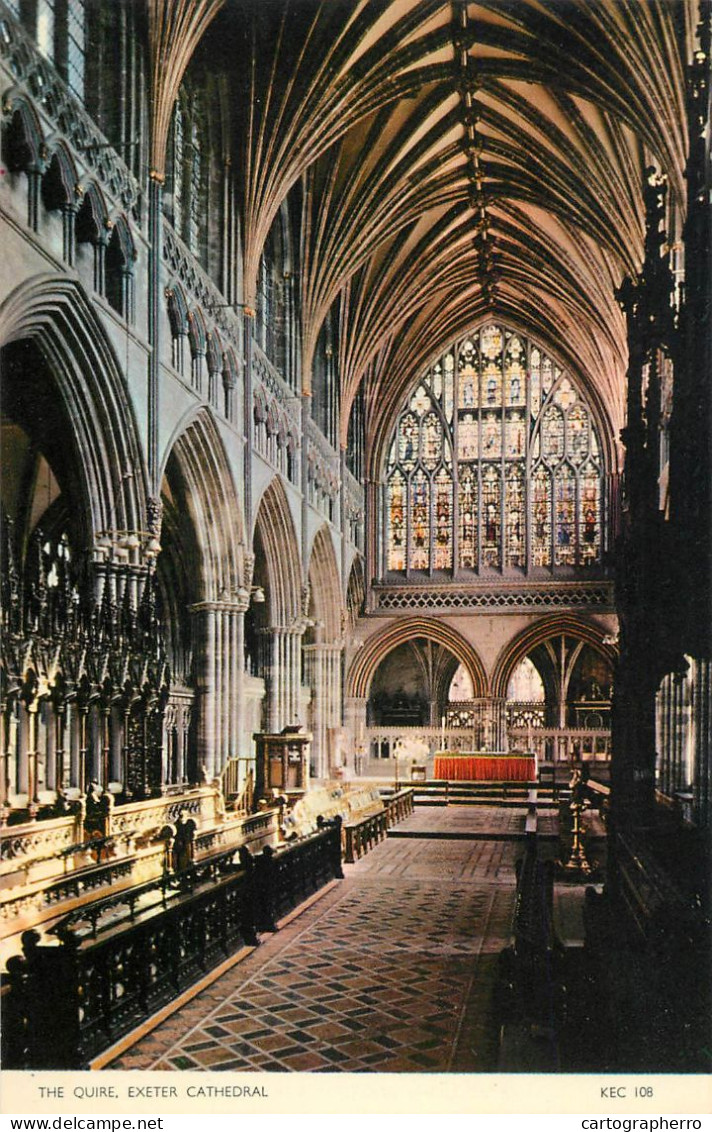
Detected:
left=254, top=727, right=311, bottom=801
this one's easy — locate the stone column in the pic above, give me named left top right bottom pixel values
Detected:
left=264, top=627, right=282, bottom=733
left=317, top=645, right=339, bottom=772
left=1, top=703, right=18, bottom=806
left=62, top=196, right=79, bottom=266
left=191, top=343, right=206, bottom=396
left=364, top=480, right=381, bottom=604
left=207, top=352, right=221, bottom=410
left=191, top=603, right=217, bottom=779
left=303, top=643, right=324, bottom=777
left=263, top=624, right=307, bottom=734
left=491, top=698, right=507, bottom=751
left=230, top=592, right=250, bottom=788
left=243, top=313, right=254, bottom=534
left=344, top=696, right=368, bottom=773
left=147, top=171, right=163, bottom=489
left=288, top=630, right=298, bottom=726
left=192, top=596, right=251, bottom=781
left=26, top=702, right=39, bottom=806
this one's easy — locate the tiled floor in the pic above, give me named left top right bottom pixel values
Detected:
left=109, top=806, right=522, bottom=1073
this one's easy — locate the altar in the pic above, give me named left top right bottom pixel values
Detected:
left=433, top=752, right=536, bottom=782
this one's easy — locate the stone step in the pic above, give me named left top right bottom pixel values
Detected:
left=386, top=827, right=560, bottom=843
left=414, top=796, right=558, bottom=810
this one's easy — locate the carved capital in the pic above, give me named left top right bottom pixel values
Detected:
left=242, top=553, right=256, bottom=591
left=147, top=496, right=163, bottom=539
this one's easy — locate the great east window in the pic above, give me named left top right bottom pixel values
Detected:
left=383, top=324, right=605, bottom=577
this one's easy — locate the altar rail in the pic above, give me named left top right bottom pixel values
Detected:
left=2, top=823, right=343, bottom=1069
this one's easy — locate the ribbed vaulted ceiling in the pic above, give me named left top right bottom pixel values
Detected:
left=227, top=0, right=696, bottom=464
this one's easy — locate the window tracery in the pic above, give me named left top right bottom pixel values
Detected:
left=166, top=86, right=206, bottom=261
left=28, top=0, right=86, bottom=100
left=385, top=324, right=604, bottom=576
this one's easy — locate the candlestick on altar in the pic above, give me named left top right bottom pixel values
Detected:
left=440, top=715, right=446, bottom=751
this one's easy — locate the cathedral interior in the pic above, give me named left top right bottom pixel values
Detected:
left=0, top=0, right=710, bottom=1077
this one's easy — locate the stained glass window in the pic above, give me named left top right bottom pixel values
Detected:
left=387, top=470, right=405, bottom=571
left=568, top=405, right=589, bottom=464
left=411, top=471, right=430, bottom=571
left=482, top=413, right=501, bottom=459
left=554, top=467, right=576, bottom=566
left=542, top=405, right=564, bottom=461
left=530, top=347, right=541, bottom=416
left=481, top=465, right=501, bottom=568
left=458, top=414, right=478, bottom=460
left=422, top=412, right=442, bottom=468
left=458, top=465, right=478, bottom=569
left=531, top=466, right=552, bottom=566
left=385, top=324, right=604, bottom=575
left=399, top=412, right=417, bottom=468
left=505, top=464, right=525, bottom=567
left=579, top=470, right=601, bottom=564
left=434, top=468, right=453, bottom=570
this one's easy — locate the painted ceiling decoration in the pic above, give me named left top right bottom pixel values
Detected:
left=230, top=0, right=695, bottom=459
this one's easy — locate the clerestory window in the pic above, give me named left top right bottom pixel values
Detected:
left=25, top=0, right=86, bottom=101
left=166, top=86, right=206, bottom=261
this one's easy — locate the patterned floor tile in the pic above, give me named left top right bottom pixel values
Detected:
left=108, top=806, right=522, bottom=1073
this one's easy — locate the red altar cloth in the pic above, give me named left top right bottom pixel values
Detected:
left=433, top=754, right=535, bottom=781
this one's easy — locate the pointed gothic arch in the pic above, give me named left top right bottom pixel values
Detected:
left=345, top=555, right=366, bottom=626
left=160, top=408, right=244, bottom=603
left=347, top=618, right=487, bottom=702
left=491, top=614, right=617, bottom=701
left=307, top=526, right=343, bottom=644
left=0, top=274, right=147, bottom=539
left=41, top=143, right=79, bottom=211
left=253, top=477, right=302, bottom=628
